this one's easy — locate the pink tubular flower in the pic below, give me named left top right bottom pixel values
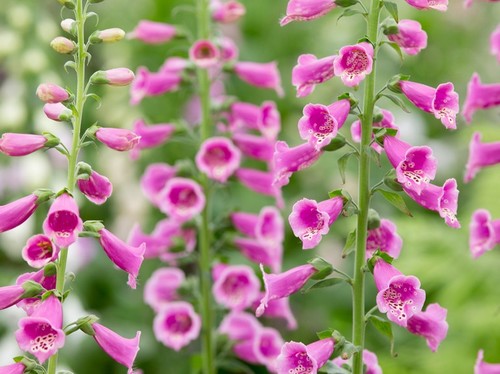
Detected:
left=276, top=338, right=335, bottom=373
left=189, top=40, right=220, bottom=68
left=366, top=219, right=403, bottom=259
left=256, top=264, right=317, bottom=317
left=229, top=101, right=281, bottom=140
left=212, top=0, right=246, bottom=23
left=351, top=109, right=398, bottom=153
left=331, top=349, right=382, bottom=374
left=465, top=132, right=500, bottom=183
left=469, top=209, right=500, bottom=259
left=77, top=170, right=113, bottom=205
left=292, top=54, right=336, bottom=97
left=217, top=36, right=239, bottom=62
left=235, top=168, right=284, bottom=208
left=0, top=133, right=48, bottom=157
left=16, top=269, right=56, bottom=314
left=92, top=323, right=140, bottom=373
left=491, top=25, right=500, bottom=63
left=0, top=363, right=26, bottom=374
left=95, top=127, right=140, bottom=152
left=254, top=327, right=285, bottom=372
left=195, top=137, right=241, bottom=183
left=289, top=196, right=344, bottom=249
left=407, top=303, right=448, bottom=352
left=22, top=234, right=58, bottom=268
left=212, top=264, right=261, bottom=311
left=36, top=83, right=69, bottom=103
left=232, top=133, right=275, bottom=162
left=232, top=206, right=284, bottom=244
left=234, top=62, right=284, bottom=97
left=387, top=19, right=427, bottom=55
left=98, top=228, right=146, bottom=289
left=399, top=80, right=459, bottom=129
left=404, top=0, right=448, bottom=11
left=144, top=267, right=185, bottom=312
left=91, top=68, right=135, bottom=86
left=15, top=295, right=65, bottom=364
left=333, top=42, right=374, bottom=87
left=43, top=102, right=72, bottom=121
left=158, top=177, right=205, bottom=222
left=462, top=73, right=500, bottom=124
left=252, top=293, right=297, bottom=329
left=280, top=0, right=336, bottom=26
left=475, top=350, right=500, bottom=374
left=43, top=193, right=83, bottom=248
left=0, top=193, right=40, bottom=233
left=128, top=20, right=176, bottom=44
left=130, top=119, right=175, bottom=160
left=130, top=66, right=183, bottom=105
left=373, top=260, right=426, bottom=327
left=298, top=99, right=350, bottom=150
left=153, top=301, right=201, bottom=351
left=234, top=237, right=282, bottom=273
left=219, top=312, right=262, bottom=363
left=465, top=0, right=500, bottom=7
left=0, top=283, right=40, bottom=311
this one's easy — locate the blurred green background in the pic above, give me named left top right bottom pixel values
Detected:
left=0, top=0, right=499, bottom=373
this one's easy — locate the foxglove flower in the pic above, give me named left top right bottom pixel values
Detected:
left=491, top=25, right=500, bottom=63
left=252, top=293, right=297, bottom=329
left=234, top=237, right=282, bottom=273
left=232, top=206, right=284, bottom=244
left=219, top=312, right=262, bottom=363
left=212, top=0, right=246, bottom=23
left=235, top=168, right=284, bottom=208
left=92, top=323, right=140, bottom=374
left=276, top=338, right=335, bottom=373
left=384, top=136, right=437, bottom=195
left=144, top=267, right=185, bottom=312
left=90, top=68, right=135, bottom=86
left=0, top=282, right=42, bottom=311
left=140, top=163, right=177, bottom=206
left=232, top=133, right=275, bottom=162
left=464, top=0, right=500, bottom=7
left=212, top=264, right=261, bottom=311
left=130, top=65, right=184, bottom=105
left=333, top=42, right=374, bottom=87
left=400, top=80, right=459, bottom=129
left=153, top=301, right=201, bottom=351
left=22, top=234, right=58, bottom=268
left=469, top=209, right=500, bottom=259
left=0, top=133, right=50, bottom=157
left=196, top=137, right=241, bottom=183
left=158, top=177, right=205, bottom=222
left=475, top=350, right=500, bottom=374
left=43, top=102, right=72, bottom=121
left=217, top=36, right=239, bottom=62
left=405, top=0, right=448, bottom=11
left=15, top=295, right=65, bottom=364
left=366, top=218, right=403, bottom=259
left=289, top=196, right=344, bottom=249
left=43, top=193, right=83, bottom=248
left=462, top=73, right=500, bottom=124
left=0, top=363, right=26, bottom=374
left=16, top=269, right=56, bottom=314
left=331, top=349, right=382, bottom=374
left=98, top=228, right=146, bottom=289
left=280, top=0, right=336, bottom=26
left=351, top=109, right=398, bottom=153
left=298, top=99, right=350, bottom=150
left=465, top=132, right=500, bottom=183
left=234, top=62, right=284, bottom=97
left=373, top=260, right=426, bottom=327
left=50, top=36, right=76, bottom=54
left=407, top=303, right=448, bottom=352
left=36, top=83, right=69, bottom=103
left=254, top=327, right=285, bottom=372
left=95, top=127, right=140, bottom=152
left=0, top=193, right=46, bottom=233
left=189, top=40, right=220, bottom=68
left=128, top=20, right=176, bottom=44
left=292, top=54, right=336, bottom=97
left=256, top=264, right=317, bottom=317
left=90, top=28, right=126, bottom=43
left=387, top=19, right=427, bottom=55
left=130, top=119, right=175, bottom=160
left=77, top=170, right=113, bottom=205
left=229, top=101, right=281, bottom=140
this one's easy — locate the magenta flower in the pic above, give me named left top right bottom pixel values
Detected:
left=373, top=260, right=426, bottom=327
left=130, top=67, right=182, bottom=105
left=158, top=177, right=205, bottom=222
left=469, top=209, right=500, bottom=259
left=462, top=73, right=500, bottom=124
left=43, top=193, right=83, bottom=248
left=212, top=264, right=261, bottom=311
left=91, top=68, right=135, bottom=86
left=235, top=168, right=284, bottom=208
left=95, top=127, right=140, bottom=152
left=217, top=36, right=239, bottom=62
left=232, top=133, right=275, bottom=162
left=153, top=301, right=201, bottom=351
left=256, top=264, right=317, bottom=317
left=0, top=363, right=26, bottom=374
left=464, top=0, right=500, bottom=7
left=252, top=293, right=297, bottom=329
left=406, top=303, right=448, bottom=352
left=43, top=102, right=72, bottom=121
left=128, top=20, right=176, bottom=44
left=232, top=206, right=284, bottom=244
left=289, top=196, right=344, bottom=249
left=491, top=25, right=500, bottom=63
left=0, top=133, right=49, bottom=157
left=219, top=312, right=262, bottom=363
left=92, top=323, right=140, bottom=373
left=280, top=0, right=336, bottom=26
left=475, top=350, right=500, bottom=374
left=254, top=327, right=285, bottom=372
left=22, top=234, right=58, bottom=268
left=404, top=0, right=448, bottom=11
left=212, top=0, right=246, bottom=23
left=130, top=119, right=175, bottom=160
left=333, top=42, right=374, bottom=87
left=189, top=39, right=220, bottom=68
left=77, top=169, right=113, bottom=205
left=465, top=132, right=500, bottom=183
left=276, top=338, right=335, bottom=373
left=272, top=141, right=322, bottom=188
left=234, top=62, right=284, bottom=97
left=400, top=80, right=459, bottom=129
left=387, top=19, right=427, bottom=55
left=98, top=228, right=146, bottom=289
left=140, top=163, right=177, bottom=207
left=331, top=349, right=382, bottom=374
left=229, top=101, right=281, bottom=140
left=234, top=237, right=282, bottom=273
left=144, top=267, right=185, bottom=312
left=292, top=54, right=336, bottom=97
left=16, top=269, right=56, bottom=314
left=36, top=83, right=69, bottom=103
left=15, top=295, right=65, bottom=364
left=298, top=99, right=350, bottom=150
left=351, top=109, right=398, bottom=154
left=0, top=283, right=39, bottom=311
left=366, top=218, right=402, bottom=259
left=0, top=193, right=41, bottom=233
left=195, top=137, right=241, bottom=183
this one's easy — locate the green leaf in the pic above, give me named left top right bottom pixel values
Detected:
left=382, top=41, right=403, bottom=62
left=379, top=93, right=411, bottom=113
left=334, top=0, right=359, bottom=7
left=319, top=361, right=352, bottom=374
left=217, top=359, right=254, bottom=374
left=316, top=328, right=335, bottom=340
left=376, top=189, right=413, bottom=216
left=338, top=152, right=355, bottom=184
left=383, top=1, right=399, bottom=22
left=366, top=145, right=381, bottom=168
left=337, top=8, right=367, bottom=22
left=323, top=135, right=346, bottom=152
left=301, top=278, right=345, bottom=293
left=368, top=315, right=396, bottom=356
left=342, top=229, right=356, bottom=258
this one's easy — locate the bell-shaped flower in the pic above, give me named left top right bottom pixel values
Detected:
left=404, top=0, right=448, bottom=11
left=128, top=20, right=176, bottom=44
left=189, top=39, right=220, bottom=68
left=366, top=218, right=403, bottom=259
left=235, top=168, right=284, bottom=208
left=272, top=141, right=322, bottom=188
left=130, top=119, right=175, bottom=160
left=234, top=237, right=282, bottom=273
left=43, top=193, right=83, bottom=248
left=475, top=350, right=500, bottom=374
left=252, top=293, right=297, bottom=330
left=0, top=281, right=43, bottom=311
left=469, top=209, right=500, bottom=259
left=289, top=196, right=343, bottom=249
left=298, top=99, right=350, bottom=150
left=232, top=206, right=284, bottom=244
left=98, top=228, right=146, bottom=289
left=95, top=127, right=140, bottom=152
left=373, top=260, right=426, bottom=327
left=130, top=66, right=184, bottom=105
left=331, top=349, right=382, bottom=374
left=77, top=170, right=113, bottom=205
left=22, top=234, right=58, bottom=268
left=212, top=0, right=246, bottom=23
left=333, top=42, right=374, bottom=87
left=195, top=137, right=241, bottom=183
left=36, top=83, right=69, bottom=103
left=465, top=132, right=500, bottom=183
left=276, top=338, right=335, bottom=374
left=229, top=101, right=280, bottom=140
left=234, top=62, right=284, bottom=97
left=292, top=54, right=336, bottom=97
left=140, top=163, right=177, bottom=207
left=43, top=102, right=72, bottom=121
left=256, top=264, right=317, bottom=317
left=491, top=25, right=500, bottom=63
left=254, top=327, right=285, bottom=372
left=406, top=303, right=448, bottom=352
left=280, top=0, right=336, bottom=26
left=462, top=73, right=500, bottom=124
left=232, top=133, right=275, bottom=162
left=212, top=264, right=261, bottom=311
left=144, top=267, right=185, bottom=312
left=351, top=109, right=398, bottom=153
left=384, top=136, right=437, bottom=195
left=387, top=19, right=427, bottom=55
left=0, top=193, right=40, bottom=233
left=15, top=295, right=65, bottom=364
left=153, top=301, right=201, bottom=351
left=399, top=80, right=459, bottom=129
left=219, top=312, right=263, bottom=363
left=16, top=269, right=56, bottom=314
left=158, top=177, right=205, bottom=222
left=217, top=36, right=239, bottom=62
left=0, top=133, right=50, bottom=157
left=91, top=322, right=140, bottom=373
left=0, top=363, right=26, bottom=374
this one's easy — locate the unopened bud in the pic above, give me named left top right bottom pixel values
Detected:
left=21, top=280, right=44, bottom=298
left=50, top=36, right=76, bottom=54
left=90, top=28, right=126, bottom=44
left=43, top=103, right=72, bottom=122
left=367, top=209, right=381, bottom=230
left=36, top=83, right=70, bottom=103
left=61, top=18, right=77, bottom=34
left=90, top=68, right=135, bottom=86
left=57, top=0, right=75, bottom=9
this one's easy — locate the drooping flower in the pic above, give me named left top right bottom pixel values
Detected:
left=130, top=119, right=175, bottom=160
left=22, top=234, right=58, bottom=268
left=43, top=102, right=72, bottom=121
left=333, top=42, right=374, bottom=87
left=351, top=109, right=398, bottom=153
left=36, top=83, right=69, bottom=103
left=219, top=312, right=263, bottom=363
left=464, top=132, right=500, bottom=183
left=128, top=20, right=176, bottom=44
left=90, top=68, right=135, bottom=86
left=254, top=327, right=285, bottom=372
left=217, top=36, right=239, bottom=62
left=229, top=101, right=281, bottom=140
left=462, top=73, right=500, bottom=124
left=331, top=349, right=382, bottom=374
left=95, top=127, right=140, bottom=152
left=212, top=264, right=261, bottom=311
left=288, top=196, right=344, bottom=249
left=144, top=267, right=185, bottom=312
left=232, top=206, right=284, bottom=244
left=0, top=133, right=51, bottom=157
left=234, top=62, right=284, bottom=97
left=232, top=133, right=275, bottom=162
left=280, top=0, right=336, bottom=26
left=469, top=209, right=500, bottom=259
left=153, top=301, right=201, bottom=351
left=0, top=363, right=26, bottom=374
left=491, top=24, right=500, bottom=63
left=158, top=177, right=206, bottom=222
left=189, top=40, right=220, bottom=68
left=406, top=303, right=448, bottom=352
left=373, top=260, right=426, bottom=327
left=474, top=350, right=500, bottom=374
left=16, top=269, right=56, bottom=314
left=43, top=193, right=83, bottom=248
left=404, top=0, right=448, bottom=11
left=252, top=293, right=297, bottom=330
left=292, top=54, right=336, bottom=97
left=140, top=162, right=177, bottom=207
left=387, top=19, right=428, bottom=55
left=235, top=168, right=284, bottom=208
left=212, top=0, right=246, bottom=23
left=0, top=282, right=42, bottom=311
left=276, top=338, right=335, bottom=374
left=366, top=218, right=403, bottom=259
left=0, top=193, right=49, bottom=233
left=233, top=237, right=282, bottom=273
left=77, top=169, right=113, bottom=205
left=195, top=137, right=241, bottom=183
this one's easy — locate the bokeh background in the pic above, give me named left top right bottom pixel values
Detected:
left=0, top=0, right=499, bottom=373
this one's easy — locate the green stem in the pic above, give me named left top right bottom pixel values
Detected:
left=352, top=1, right=381, bottom=373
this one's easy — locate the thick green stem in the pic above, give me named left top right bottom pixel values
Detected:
left=352, top=1, right=381, bottom=373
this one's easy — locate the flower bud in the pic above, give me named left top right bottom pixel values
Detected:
left=50, top=36, right=76, bottom=54
left=90, top=28, right=126, bottom=44
left=43, top=103, right=72, bottom=122
left=90, top=68, right=135, bottom=86
left=61, top=18, right=76, bottom=34
left=367, top=209, right=381, bottom=230
left=57, top=0, right=75, bottom=9
left=36, top=83, right=70, bottom=103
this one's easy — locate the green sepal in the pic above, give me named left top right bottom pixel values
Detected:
left=44, top=262, right=58, bottom=277
left=83, top=220, right=105, bottom=233
left=21, top=280, right=44, bottom=299
left=334, top=0, right=359, bottom=7
left=75, top=162, right=92, bottom=180
left=34, top=189, right=55, bottom=205
left=42, top=132, right=61, bottom=148
left=308, top=257, right=333, bottom=280
left=383, top=169, right=403, bottom=191
left=386, top=74, right=411, bottom=94
left=322, top=135, right=346, bottom=152
left=367, top=208, right=381, bottom=230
